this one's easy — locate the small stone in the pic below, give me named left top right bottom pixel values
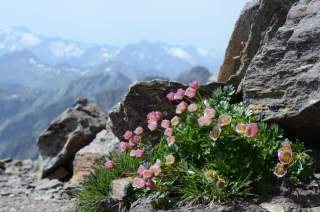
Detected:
left=13, top=160, right=23, bottom=167
left=0, top=191, right=11, bottom=196
left=110, top=177, right=132, bottom=201
left=130, top=198, right=154, bottom=212
left=260, top=197, right=299, bottom=212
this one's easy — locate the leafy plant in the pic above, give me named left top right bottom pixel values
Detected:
left=77, top=83, right=313, bottom=210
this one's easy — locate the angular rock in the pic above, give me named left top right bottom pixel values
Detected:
left=218, top=0, right=296, bottom=85
left=217, top=0, right=260, bottom=83
left=37, top=97, right=108, bottom=180
left=109, top=80, right=224, bottom=140
left=242, top=0, right=320, bottom=144
left=70, top=124, right=119, bottom=183
left=217, top=0, right=320, bottom=147
left=110, top=177, right=132, bottom=201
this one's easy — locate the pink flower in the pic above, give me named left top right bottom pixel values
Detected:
left=166, top=92, right=175, bottom=102
left=235, top=123, right=246, bottom=135
left=142, top=169, right=154, bottom=179
left=176, top=101, right=188, bottom=114
left=119, top=142, right=128, bottom=152
left=147, top=121, right=158, bottom=131
left=123, top=130, right=133, bottom=140
left=147, top=111, right=162, bottom=122
left=198, top=116, right=212, bottom=127
left=274, top=163, right=287, bottom=178
left=185, top=87, right=196, bottom=98
left=138, top=165, right=147, bottom=176
left=187, top=103, right=198, bottom=112
left=189, top=81, right=200, bottom=90
left=218, top=114, right=232, bottom=126
left=209, top=126, right=221, bottom=141
left=164, top=128, right=174, bottom=137
left=104, top=160, right=114, bottom=169
left=204, top=107, right=216, bottom=119
left=166, top=136, right=175, bottom=145
left=278, top=149, right=293, bottom=165
left=171, top=116, right=180, bottom=126
left=161, top=120, right=171, bottom=129
left=174, top=88, right=185, bottom=100
left=244, top=123, right=258, bottom=137
left=145, top=179, right=154, bottom=190
left=132, top=177, right=145, bottom=189
left=134, top=149, right=144, bottom=158
left=134, top=127, right=144, bottom=135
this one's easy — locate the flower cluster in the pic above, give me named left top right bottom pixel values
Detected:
left=235, top=123, right=258, bottom=137
left=147, top=111, right=162, bottom=131
left=132, top=159, right=161, bottom=190
left=166, top=81, right=200, bottom=102
left=120, top=127, right=144, bottom=156
left=274, top=141, right=294, bottom=178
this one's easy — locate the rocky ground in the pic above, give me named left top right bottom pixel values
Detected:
left=0, top=159, right=75, bottom=212
left=2, top=157, right=319, bottom=212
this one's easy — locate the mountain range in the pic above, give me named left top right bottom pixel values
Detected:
left=0, top=26, right=221, bottom=79
left=0, top=27, right=222, bottom=159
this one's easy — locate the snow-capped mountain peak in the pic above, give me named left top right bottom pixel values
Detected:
left=0, top=27, right=221, bottom=77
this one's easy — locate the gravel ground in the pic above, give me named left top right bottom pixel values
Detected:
left=0, top=159, right=75, bottom=212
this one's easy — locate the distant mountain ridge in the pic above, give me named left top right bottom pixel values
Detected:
left=0, top=26, right=221, bottom=77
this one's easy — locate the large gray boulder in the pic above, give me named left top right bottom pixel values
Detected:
left=109, top=80, right=224, bottom=140
left=37, top=97, right=108, bottom=180
left=217, top=0, right=320, bottom=146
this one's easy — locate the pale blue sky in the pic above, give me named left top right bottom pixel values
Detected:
left=0, top=0, right=247, bottom=53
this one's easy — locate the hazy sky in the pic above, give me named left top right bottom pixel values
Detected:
left=0, top=0, right=247, bottom=53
